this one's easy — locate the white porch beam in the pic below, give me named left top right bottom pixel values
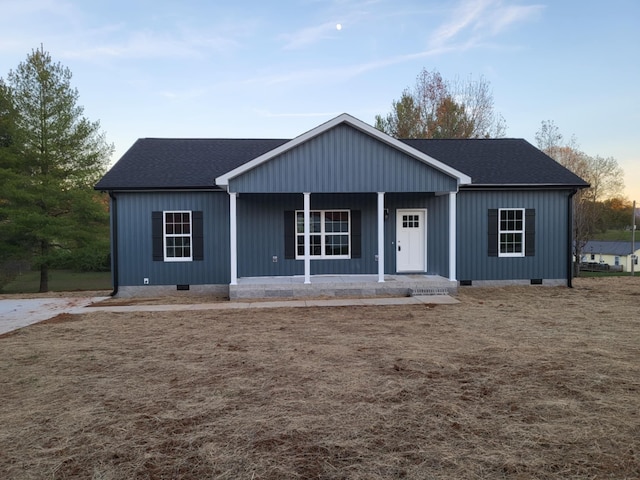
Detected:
left=229, top=192, right=238, bottom=285
left=303, top=192, right=311, bottom=284
left=448, top=192, right=457, bottom=282
left=377, top=192, right=385, bottom=283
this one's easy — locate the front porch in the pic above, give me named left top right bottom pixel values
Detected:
left=229, top=274, right=457, bottom=300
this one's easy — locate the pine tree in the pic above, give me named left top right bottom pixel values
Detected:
left=0, top=47, right=113, bottom=292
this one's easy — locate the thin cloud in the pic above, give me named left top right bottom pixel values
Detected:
left=159, top=87, right=209, bottom=101
left=63, top=27, right=240, bottom=60
left=487, top=4, right=545, bottom=34
left=430, top=0, right=493, bottom=47
left=0, top=0, right=80, bottom=54
left=1, top=0, right=75, bottom=18
left=430, top=0, right=544, bottom=49
left=243, top=43, right=453, bottom=87
left=279, top=21, right=344, bottom=50
left=254, top=109, right=343, bottom=118
left=278, top=0, right=382, bottom=50
left=244, top=1, right=542, bottom=89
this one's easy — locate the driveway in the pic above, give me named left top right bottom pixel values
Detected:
left=0, top=297, right=107, bottom=335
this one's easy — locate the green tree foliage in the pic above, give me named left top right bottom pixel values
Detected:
left=0, top=47, right=113, bottom=292
left=535, top=120, right=625, bottom=275
left=375, top=68, right=506, bottom=139
left=596, top=197, right=635, bottom=232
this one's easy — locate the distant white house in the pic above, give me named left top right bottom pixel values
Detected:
left=582, top=241, right=639, bottom=272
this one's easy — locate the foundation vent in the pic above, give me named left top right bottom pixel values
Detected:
left=409, top=287, right=451, bottom=296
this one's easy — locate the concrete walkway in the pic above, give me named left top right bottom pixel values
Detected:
left=0, top=297, right=108, bottom=335
left=0, top=295, right=459, bottom=335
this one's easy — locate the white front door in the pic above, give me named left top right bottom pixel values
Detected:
left=396, top=210, right=426, bottom=272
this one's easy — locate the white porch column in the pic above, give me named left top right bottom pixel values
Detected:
left=303, top=192, right=311, bottom=284
left=377, top=192, right=385, bottom=283
left=448, top=191, right=457, bottom=282
left=229, top=192, right=238, bottom=285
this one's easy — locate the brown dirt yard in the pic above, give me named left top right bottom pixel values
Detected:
left=1, top=277, right=639, bottom=479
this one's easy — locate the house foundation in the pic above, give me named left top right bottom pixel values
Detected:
left=229, top=274, right=457, bottom=300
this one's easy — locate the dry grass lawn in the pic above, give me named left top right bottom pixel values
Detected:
left=1, top=277, right=639, bottom=479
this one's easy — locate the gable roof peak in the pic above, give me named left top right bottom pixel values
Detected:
left=215, top=113, right=471, bottom=188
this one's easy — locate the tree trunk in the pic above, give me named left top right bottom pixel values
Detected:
left=39, top=241, right=49, bottom=293
left=39, top=264, right=49, bottom=293
left=573, top=245, right=583, bottom=278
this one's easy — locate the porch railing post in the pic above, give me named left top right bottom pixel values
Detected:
left=449, top=191, right=457, bottom=282
left=377, top=192, right=385, bottom=283
left=304, top=192, right=311, bottom=284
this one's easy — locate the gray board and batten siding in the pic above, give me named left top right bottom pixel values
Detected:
left=113, top=191, right=230, bottom=287
left=111, top=191, right=454, bottom=286
left=106, top=124, right=463, bottom=288
left=228, top=124, right=458, bottom=194
left=456, top=189, right=572, bottom=282
left=235, top=192, right=452, bottom=279
left=384, top=192, right=451, bottom=278
left=112, top=188, right=572, bottom=288
left=98, top=113, right=589, bottom=294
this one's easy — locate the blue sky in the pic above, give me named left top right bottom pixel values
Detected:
left=1, top=0, right=638, bottom=201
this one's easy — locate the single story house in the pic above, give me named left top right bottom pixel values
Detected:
left=95, top=113, right=589, bottom=298
left=581, top=240, right=639, bottom=272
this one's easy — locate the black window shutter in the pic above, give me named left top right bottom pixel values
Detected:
left=351, top=210, right=361, bottom=259
left=525, top=209, right=535, bottom=257
left=152, top=211, right=163, bottom=261
left=192, top=211, right=204, bottom=261
left=487, top=209, right=498, bottom=257
left=284, top=211, right=295, bottom=259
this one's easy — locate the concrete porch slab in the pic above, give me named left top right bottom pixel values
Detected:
left=229, top=274, right=457, bottom=300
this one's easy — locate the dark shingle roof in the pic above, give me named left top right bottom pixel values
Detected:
left=583, top=241, right=639, bottom=256
left=95, top=138, right=289, bottom=190
left=96, top=136, right=589, bottom=191
left=401, top=138, right=589, bottom=187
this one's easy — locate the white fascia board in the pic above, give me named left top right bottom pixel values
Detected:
left=215, top=113, right=472, bottom=187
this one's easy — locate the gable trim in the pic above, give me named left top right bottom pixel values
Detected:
left=215, top=113, right=472, bottom=189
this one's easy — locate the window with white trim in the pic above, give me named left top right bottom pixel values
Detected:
left=164, top=211, right=192, bottom=261
left=498, top=208, right=525, bottom=257
left=295, top=210, right=350, bottom=259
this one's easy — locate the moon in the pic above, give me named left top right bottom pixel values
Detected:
left=336, top=23, right=342, bottom=31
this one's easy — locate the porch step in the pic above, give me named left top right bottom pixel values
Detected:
left=409, top=287, right=452, bottom=296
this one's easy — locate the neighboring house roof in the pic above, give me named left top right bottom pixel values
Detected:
left=95, top=113, right=589, bottom=191
left=583, top=241, right=639, bottom=256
